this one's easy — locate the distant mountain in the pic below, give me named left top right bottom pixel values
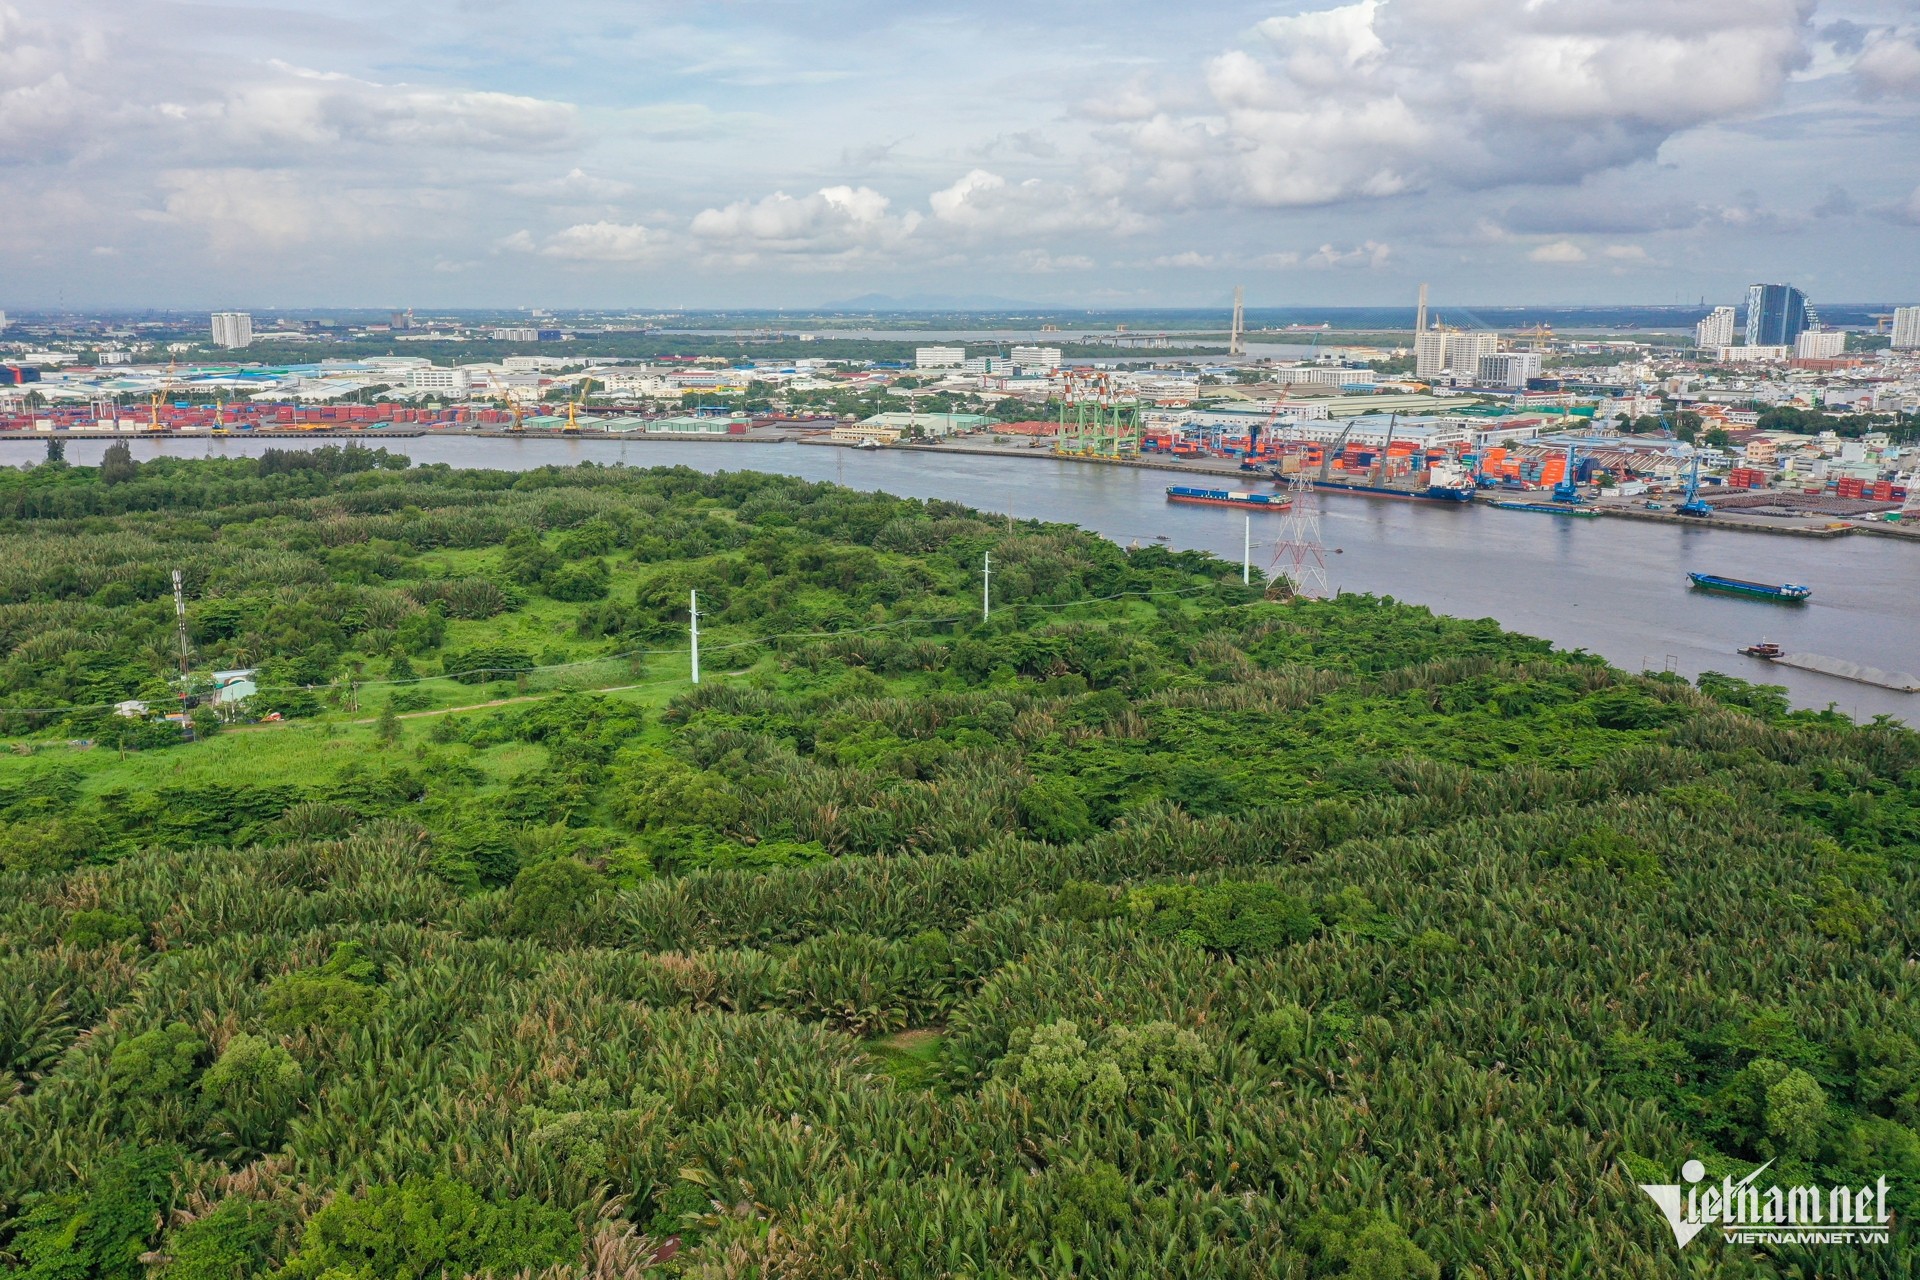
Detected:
left=815, top=292, right=1044, bottom=312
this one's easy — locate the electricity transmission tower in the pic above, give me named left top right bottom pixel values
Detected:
left=1268, top=470, right=1329, bottom=599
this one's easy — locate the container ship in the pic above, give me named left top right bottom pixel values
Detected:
left=1165, top=486, right=1293, bottom=511
left=1687, top=573, right=1812, bottom=602
left=1311, top=460, right=1477, bottom=505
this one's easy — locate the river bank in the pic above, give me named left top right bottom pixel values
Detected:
left=15, top=434, right=1914, bottom=721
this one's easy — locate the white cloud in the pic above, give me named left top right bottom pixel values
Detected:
left=148, top=168, right=390, bottom=250
left=1602, top=244, right=1651, bottom=262
left=207, top=66, right=575, bottom=153
left=508, top=168, right=635, bottom=200
left=690, top=185, right=916, bottom=261
left=537, top=222, right=658, bottom=263
left=1307, top=240, right=1392, bottom=269
left=1101, top=0, right=1818, bottom=210
left=1529, top=240, right=1589, bottom=264
left=1854, top=27, right=1920, bottom=96
left=1013, top=250, right=1095, bottom=273
left=928, top=169, right=1149, bottom=237
left=1153, top=251, right=1217, bottom=268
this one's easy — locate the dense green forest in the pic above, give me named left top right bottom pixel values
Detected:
left=0, top=450, right=1915, bottom=1278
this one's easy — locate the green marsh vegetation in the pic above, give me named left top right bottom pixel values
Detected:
left=0, top=447, right=1915, bottom=1277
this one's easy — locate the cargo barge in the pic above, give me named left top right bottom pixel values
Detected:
left=1165, top=486, right=1293, bottom=511
left=1309, top=460, right=1476, bottom=505
left=1490, top=501, right=1600, bottom=519
left=1687, top=573, right=1812, bottom=602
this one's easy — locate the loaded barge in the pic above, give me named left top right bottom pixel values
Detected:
left=1165, top=486, right=1293, bottom=511
left=1489, top=501, right=1600, bottom=519
left=1687, top=573, right=1812, bottom=602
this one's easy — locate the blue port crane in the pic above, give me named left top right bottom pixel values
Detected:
left=1552, top=442, right=1584, bottom=504
left=1677, top=453, right=1714, bottom=517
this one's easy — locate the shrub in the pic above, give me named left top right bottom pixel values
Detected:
left=1249, top=1003, right=1312, bottom=1064
left=108, top=1022, right=206, bottom=1103
left=273, top=1176, right=577, bottom=1280
left=504, top=857, right=605, bottom=939
left=1294, top=1208, right=1439, bottom=1280
left=1017, top=778, right=1094, bottom=843
left=262, top=943, right=386, bottom=1032
left=1128, top=881, right=1320, bottom=955
left=6, top=1146, right=180, bottom=1280
left=64, top=908, right=144, bottom=949
left=443, top=645, right=535, bottom=685
left=157, top=1197, right=293, bottom=1280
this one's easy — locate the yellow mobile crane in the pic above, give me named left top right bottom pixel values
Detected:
left=147, top=358, right=177, bottom=432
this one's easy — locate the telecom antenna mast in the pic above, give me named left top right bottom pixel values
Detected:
left=171, top=569, right=192, bottom=676
left=1268, top=469, right=1330, bottom=599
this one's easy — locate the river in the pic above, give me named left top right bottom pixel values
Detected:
left=21, top=434, right=1920, bottom=723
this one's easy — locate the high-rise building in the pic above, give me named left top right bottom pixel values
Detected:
left=915, top=346, right=965, bottom=369
left=1478, top=352, right=1541, bottom=388
left=1695, top=306, right=1735, bottom=349
left=1745, top=284, right=1812, bottom=348
left=1415, top=329, right=1499, bottom=379
left=0, top=310, right=8, bottom=332
left=1794, top=330, right=1845, bottom=359
left=1892, top=306, right=1920, bottom=350
left=210, top=311, right=253, bottom=349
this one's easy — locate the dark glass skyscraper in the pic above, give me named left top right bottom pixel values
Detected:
left=1745, top=283, right=1813, bottom=347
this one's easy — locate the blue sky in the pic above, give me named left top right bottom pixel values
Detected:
left=3, top=0, right=1918, bottom=308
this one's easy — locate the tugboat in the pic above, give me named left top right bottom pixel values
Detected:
left=1737, top=640, right=1784, bottom=658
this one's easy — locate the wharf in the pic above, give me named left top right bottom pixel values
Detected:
left=1591, top=506, right=1854, bottom=539
left=1769, top=653, right=1920, bottom=693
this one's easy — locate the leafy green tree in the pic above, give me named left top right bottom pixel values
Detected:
left=1295, top=1208, right=1439, bottom=1279
left=108, top=1022, right=206, bottom=1103
left=1128, top=881, right=1320, bottom=955
left=98, top=441, right=139, bottom=485
left=63, top=909, right=144, bottom=949
left=262, top=943, right=386, bottom=1032
left=375, top=703, right=402, bottom=746
left=272, top=1176, right=577, bottom=1280
left=155, top=1197, right=291, bottom=1280
left=503, top=856, right=604, bottom=938
left=1017, top=778, right=1093, bottom=842
left=498, top=528, right=558, bottom=587
left=199, top=1034, right=306, bottom=1159
left=7, top=1146, right=179, bottom=1280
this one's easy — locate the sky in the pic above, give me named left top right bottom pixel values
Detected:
left=3, top=0, right=1919, bottom=310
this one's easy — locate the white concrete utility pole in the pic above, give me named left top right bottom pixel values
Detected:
left=982, top=551, right=991, bottom=622
left=1243, top=515, right=1251, bottom=584
left=689, top=589, right=700, bottom=685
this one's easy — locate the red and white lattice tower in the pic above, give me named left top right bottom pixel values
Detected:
left=1268, top=468, right=1329, bottom=599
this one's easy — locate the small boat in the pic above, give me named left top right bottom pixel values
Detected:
left=857, top=438, right=882, bottom=450
left=1687, top=573, right=1812, bottom=602
left=1165, top=486, right=1293, bottom=511
left=1490, top=501, right=1600, bottom=519
left=1737, top=640, right=1784, bottom=658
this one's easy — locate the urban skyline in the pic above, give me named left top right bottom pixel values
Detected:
left=2, top=1, right=1918, bottom=308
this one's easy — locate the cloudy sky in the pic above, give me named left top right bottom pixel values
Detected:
left=4, top=0, right=1919, bottom=309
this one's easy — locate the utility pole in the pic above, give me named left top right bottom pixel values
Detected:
left=172, top=568, right=193, bottom=739
left=690, top=589, right=700, bottom=685
left=171, top=569, right=191, bottom=678
left=982, top=551, right=991, bottom=622
left=1243, top=515, right=1251, bottom=584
